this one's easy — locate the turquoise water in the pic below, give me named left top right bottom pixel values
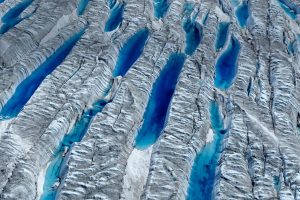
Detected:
left=153, top=0, right=171, bottom=19
left=215, top=22, right=230, bottom=51
left=214, top=36, right=240, bottom=90
left=235, top=1, right=250, bottom=28
left=277, top=0, right=299, bottom=20
left=273, top=176, right=281, bottom=192
left=135, top=53, right=186, bottom=149
left=40, top=99, right=109, bottom=200
left=104, top=2, right=125, bottom=32
left=77, top=0, right=89, bottom=16
left=287, top=40, right=297, bottom=55
left=187, top=101, right=225, bottom=200
left=0, top=0, right=33, bottom=34
left=0, top=28, right=86, bottom=120
left=107, top=0, right=116, bottom=9
left=113, top=28, right=149, bottom=77
left=230, top=0, right=240, bottom=7
left=183, top=18, right=202, bottom=55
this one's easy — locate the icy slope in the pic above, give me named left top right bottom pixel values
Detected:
left=0, top=0, right=300, bottom=199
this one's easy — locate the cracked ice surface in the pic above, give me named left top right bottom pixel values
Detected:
left=0, top=0, right=300, bottom=199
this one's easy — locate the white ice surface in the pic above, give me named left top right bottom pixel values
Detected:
left=41, top=10, right=77, bottom=44
left=121, top=146, right=153, bottom=200
left=0, top=119, right=12, bottom=138
left=35, top=161, right=50, bottom=200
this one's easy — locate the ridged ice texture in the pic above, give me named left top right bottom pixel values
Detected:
left=0, top=0, right=300, bottom=200
left=0, top=0, right=34, bottom=34
left=0, top=27, right=86, bottom=119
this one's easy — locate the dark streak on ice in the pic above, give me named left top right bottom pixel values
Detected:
left=135, top=53, right=186, bottom=149
left=247, top=77, right=252, bottom=96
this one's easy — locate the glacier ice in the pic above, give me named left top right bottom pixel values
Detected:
left=0, top=0, right=300, bottom=199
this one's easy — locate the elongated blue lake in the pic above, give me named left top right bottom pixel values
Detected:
left=0, top=28, right=86, bottom=120
left=187, top=101, right=225, bottom=200
left=104, top=2, right=125, bottom=32
left=214, top=36, right=240, bottom=90
left=235, top=1, right=250, bottom=28
left=0, top=0, right=33, bottom=34
left=135, top=53, right=186, bottom=149
left=40, top=99, right=109, bottom=200
left=153, top=0, right=171, bottom=19
left=77, top=0, right=89, bottom=16
left=113, top=28, right=149, bottom=77
left=183, top=18, right=202, bottom=55
left=215, top=22, right=229, bottom=51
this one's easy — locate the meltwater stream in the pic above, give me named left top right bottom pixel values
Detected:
left=214, top=35, right=240, bottom=90
left=187, top=101, right=225, bottom=200
left=135, top=53, right=186, bottom=149
left=277, top=0, right=300, bottom=20
left=113, top=28, right=149, bottom=77
left=104, top=2, right=125, bottom=32
left=235, top=1, right=250, bottom=28
left=0, top=0, right=34, bottom=34
left=77, top=0, right=90, bottom=16
left=40, top=99, right=110, bottom=200
left=183, top=18, right=202, bottom=55
left=153, top=0, right=171, bottom=19
left=0, top=28, right=86, bottom=120
left=215, top=22, right=229, bottom=51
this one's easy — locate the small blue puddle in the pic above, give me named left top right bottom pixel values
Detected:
left=77, top=0, right=89, bottom=16
left=153, top=0, right=171, bottom=19
left=0, top=0, right=33, bottom=34
left=113, top=28, right=149, bottom=77
left=273, top=176, right=281, bottom=192
left=277, top=0, right=299, bottom=20
left=183, top=18, right=202, bottom=55
left=287, top=39, right=297, bottom=55
left=0, top=28, right=86, bottom=120
left=40, top=99, right=110, bottom=200
left=135, top=53, right=186, bottom=150
left=235, top=1, right=250, bottom=28
left=215, top=22, right=230, bottom=51
left=214, top=36, right=240, bottom=90
left=104, top=2, right=125, bottom=32
left=187, top=101, right=225, bottom=200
